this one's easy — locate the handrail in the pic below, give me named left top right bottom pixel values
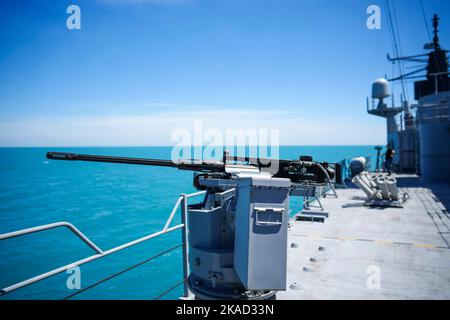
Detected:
left=0, top=225, right=183, bottom=296
left=163, top=196, right=183, bottom=231
left=0, top=221, right=103, bottom=254
left=185, top=190, right=207, bottom=198
left=0, top=190, right=207, bottom=298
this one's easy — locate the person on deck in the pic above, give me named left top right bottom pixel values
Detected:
left=385, top=147, right=395, bottom=175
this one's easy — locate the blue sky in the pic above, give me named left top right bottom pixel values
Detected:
left=0, top=0, right=449, bottom=146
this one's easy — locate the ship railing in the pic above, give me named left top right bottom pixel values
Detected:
left=366, top=93, right=405, bottom=112
left=430, top=71, right=450, bottom=95
left=296, top=163, right=339, bottom=213
left=0, top=190, right=207, bottom=300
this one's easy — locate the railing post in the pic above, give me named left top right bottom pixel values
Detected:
left=180, top=193, right=190, bottom=299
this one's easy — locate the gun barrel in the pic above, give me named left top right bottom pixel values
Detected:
left=46, top=152, right=225, bottom=172
left=46, top=152, right=337, bottom=184
left=47, top=152, right=178, bottom=167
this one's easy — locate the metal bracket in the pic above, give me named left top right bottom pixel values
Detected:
left=254, top=206, right=284, bottom=226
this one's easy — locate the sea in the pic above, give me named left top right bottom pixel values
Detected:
left=0, top=146, right=377, bottom=300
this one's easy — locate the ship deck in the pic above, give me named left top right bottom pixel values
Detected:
left=279, top=174, right=450, bottom=300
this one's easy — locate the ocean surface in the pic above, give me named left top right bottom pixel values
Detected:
left=0, top=146, right=376, bottom=300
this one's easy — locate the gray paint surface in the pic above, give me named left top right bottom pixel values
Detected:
left=279, top=176, right=450, bottom=299
left=234, top=176, right=290, bottom=290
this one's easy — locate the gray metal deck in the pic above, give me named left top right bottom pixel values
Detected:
left=279, top=175, right=450, bottom=299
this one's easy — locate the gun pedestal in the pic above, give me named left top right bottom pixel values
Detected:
left=187, top=173, right=291, bottom=300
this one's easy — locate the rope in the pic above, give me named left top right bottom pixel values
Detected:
left=419, top=0, right=432, bottom=40
left=62, top=243, right=183, bottom=300
left=384, top=0, right=408, bottom=101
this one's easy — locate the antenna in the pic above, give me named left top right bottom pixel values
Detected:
left=432, top=14, right=441, bottom=50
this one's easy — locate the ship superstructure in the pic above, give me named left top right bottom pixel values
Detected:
left=367, top=15, right=450, bottom=180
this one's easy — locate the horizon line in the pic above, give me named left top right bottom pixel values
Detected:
left=0, top=144, right=381, bottom=148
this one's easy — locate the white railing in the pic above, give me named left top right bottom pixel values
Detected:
left=0, top=190, right=207, bottom=299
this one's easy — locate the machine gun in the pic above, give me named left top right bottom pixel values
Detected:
left=46, top=151, right=341, bottom=187
left=46, top=150, right=340, bottom=300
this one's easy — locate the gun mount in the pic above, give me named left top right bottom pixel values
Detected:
left=46, top=150, right=340, bottom=300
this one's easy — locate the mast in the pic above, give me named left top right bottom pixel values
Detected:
left=415, top=14, right=450, bottom=99
left=432, top=14, right=440, bottom=50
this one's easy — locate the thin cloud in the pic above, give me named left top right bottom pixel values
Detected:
left=0, top=109, right=384, bottom=147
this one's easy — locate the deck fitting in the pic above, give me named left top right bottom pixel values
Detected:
left=289, top=282, right=302, bottom=290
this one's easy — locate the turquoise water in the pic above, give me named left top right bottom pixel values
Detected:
left=0, top=146, right=376, bottom=300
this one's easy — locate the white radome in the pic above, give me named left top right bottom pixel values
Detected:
left=371, top=78, right=390, bottom=99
